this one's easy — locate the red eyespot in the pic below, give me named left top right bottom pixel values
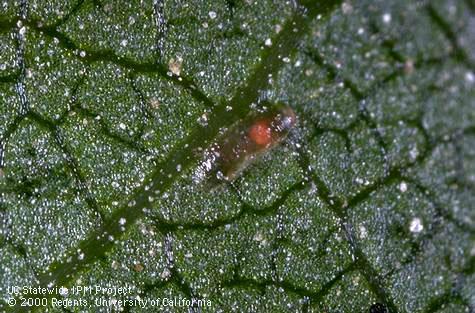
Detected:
left=249, top=120, right=272, bottom=146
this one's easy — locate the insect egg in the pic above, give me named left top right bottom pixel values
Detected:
left=194, top=104, right=297, bottom=186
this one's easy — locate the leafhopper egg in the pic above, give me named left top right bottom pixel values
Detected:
left=194, top=104, right=296, bottom=185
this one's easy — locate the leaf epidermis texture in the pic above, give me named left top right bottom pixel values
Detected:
left=0, top=0, right=474, bottom=313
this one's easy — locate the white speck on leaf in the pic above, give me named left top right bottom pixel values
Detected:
left=208, top=11, right=217, bottom=19
left=160, top=268, right=171, bottom=279
left=111, top=260, right=119, bottom=270
left=383, top=13, right=391, bottom=24
left=399, top=182, right=408, bottom=193
left=470, top=244, right=475, bottom=256
left=197, top=112, right=209, bottom=126
left=168, top=57, right=183, bottom=76
left=409, top=146, right=419, bottom=161
left=465, top=72, right=474, bottom=83
left=359, top=225, right=368, bottom=239
left=409, top=218, right=423, bottom=233
left=341, top=2, right=353, bottom=14
left=253, top=231, right=264, bottom=242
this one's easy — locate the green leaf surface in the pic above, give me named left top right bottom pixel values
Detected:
left=0, top=0, right=474, bottom=312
